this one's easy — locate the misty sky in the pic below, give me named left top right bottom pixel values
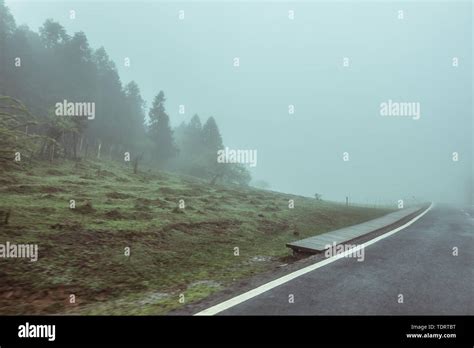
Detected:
left=6, top=1, right=473, bottom=206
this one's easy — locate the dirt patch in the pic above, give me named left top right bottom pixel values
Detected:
left=0, top=176, right=20, bottom=186
left=74, top=202, right=95, bottom=214
left=136, top=211, right=154, bottom=219
left=4, top=185, right=65, bottom=194
left=104, top=209, right=128, bottom=220
left=0, top=285, right=74, bottom=314
left=37, top=207, right=56, bottom=214
left=257, top=219, right=290, bottom=234
left=39, top=186, right=65, bottom=194
left=60, top=180, right=84, bottom=185
left=50, top=221, right=83, bottom=231
left=47, top=228, right=116, bottom=246
left=106, top=192, right=133, bottom=199
left=0, top=209, right=11, bottom=225
left=160, top=220, right=242, bottom=235
left=135, top=197, right=168, bottom=208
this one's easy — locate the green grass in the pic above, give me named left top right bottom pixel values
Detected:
left=0, top=159, right=393, bottom=314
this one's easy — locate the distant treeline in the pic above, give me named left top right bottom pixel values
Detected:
left=0, top=1, right=250, bottom=185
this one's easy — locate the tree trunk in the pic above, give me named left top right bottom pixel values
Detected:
left=133, top=152, right=144, bottom=174
left=50, top=143, right=55, bottom=163
left=79, top=136, right=84, bottom=154
left=133, top=159, right=138, bottom=174
left=72, top=133, right=77, bottom=159
left=97, top=141, right=102, bottom=159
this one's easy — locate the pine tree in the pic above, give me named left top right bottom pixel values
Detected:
left=148, top=91, right=177, bottom=163
left=202, top=116, right=223, bottom=152
left=0, top=0, right=16, bottom=96
left=38, top=19, right=69, bottom=48
left=182, top=114, right=202, bottom=155
left=124, top=81, right=146, bottom=146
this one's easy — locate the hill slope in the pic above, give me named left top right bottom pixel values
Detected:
left=0, top=160, right=392, bottom=314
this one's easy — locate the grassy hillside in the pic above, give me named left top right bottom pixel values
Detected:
left=0, top=160, right=392, bottom=314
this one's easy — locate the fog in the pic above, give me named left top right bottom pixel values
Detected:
left=8, top=0, right=472, bottom=206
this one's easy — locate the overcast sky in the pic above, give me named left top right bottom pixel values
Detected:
left=6, top=0, right=473, bottom=206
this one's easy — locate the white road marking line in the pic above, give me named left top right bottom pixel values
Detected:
left=195, top=203, right=434, bottom=316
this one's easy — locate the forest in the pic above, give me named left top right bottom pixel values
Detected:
left=0, top=0, right=250, bottom=185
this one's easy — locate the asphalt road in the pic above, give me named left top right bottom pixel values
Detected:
left=218, top=204, right=474, bottom=315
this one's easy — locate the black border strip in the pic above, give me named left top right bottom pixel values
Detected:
left=0, top=315, right=472, bottom=346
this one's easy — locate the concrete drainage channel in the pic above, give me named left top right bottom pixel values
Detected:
left=287, top=203, right=432, bottom=256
